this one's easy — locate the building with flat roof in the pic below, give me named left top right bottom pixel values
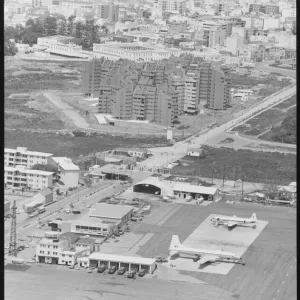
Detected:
left=49, top=157, right=80, bottom=188
left=90, top=203, right=134, bottom=225
left=92, top=42, right=181, bottom=62
left=4, top=147, right=53, bottom=168
left=95, top=164, right=132, bottom=181
left=5, top=165, right=53, bottom=190
left=88, top=252, right=156, bottom=273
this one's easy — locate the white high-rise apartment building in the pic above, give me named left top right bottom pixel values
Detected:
left=157, top=0, right=185, bottom=13
left=184, top=70, right=200, bottom=114
left=4, top=147, right=53, bottom=168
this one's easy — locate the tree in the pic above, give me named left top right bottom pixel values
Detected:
left=4, top=40, right=18, bottom=56
left=264, top=184, right=279, bottom=200
left=56, top=16, right=67, bottom=36
left=44, top=16, right=57, bottom=36
left=67, top=15, right=76, bottom=36
left=83, top=176, right=93, bottom=187
left=26, top=18, right=35, bottom=27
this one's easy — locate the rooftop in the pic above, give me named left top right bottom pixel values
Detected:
left=51, top=157, right=80, bottom=171
left=5, top=166, right=53, bottom=176
left=39, top=187, right=53, bottom=197
left=95, top=164, right=132, bottom=176
left=88, top=252, right=156, bottom=265
left=90, top=203, right=134, bottom=220
left=173, top=183, right=218, bottom=195
left=76, top=238, right=96, bottom=245
left=5, top=147, right=53, bottom=157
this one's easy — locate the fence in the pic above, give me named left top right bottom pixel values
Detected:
left=170, top=170, right=292, bottom=186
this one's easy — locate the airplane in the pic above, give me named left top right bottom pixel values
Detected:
left=210, top=213, right=257, bottom=229
left=169, top=235, right=244, bottom=266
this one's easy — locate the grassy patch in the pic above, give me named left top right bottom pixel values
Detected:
left=4, top=130, right=169, bottom=159
left=233, top=96, right=296, bottom=136
left=172, top=146, right=296, bottom=184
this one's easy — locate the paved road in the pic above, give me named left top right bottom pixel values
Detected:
left=140, top=81, right=296, bottom=169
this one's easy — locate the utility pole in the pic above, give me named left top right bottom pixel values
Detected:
left=9, top=200, right=17, bottom=257
left=222, top=165, right=226, bottom=187
left=241, top=176, right=244, bottom=200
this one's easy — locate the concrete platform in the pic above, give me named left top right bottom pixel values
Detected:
left=164, top=214, right=268, bottom=275
left=100, top=233, right=155, bottom=256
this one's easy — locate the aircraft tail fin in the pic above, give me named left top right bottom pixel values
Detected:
left=251, top=213, right=257, bottom=220
left=169, top=235, right=181, bottom=250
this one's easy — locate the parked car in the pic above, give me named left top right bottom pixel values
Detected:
left=56, top=217, right=63, bottom=221
left=108, top=266, right=117, bottom=274
left=97, top=265, right=106, bottom=273
left=87, top=269, right=93, bottom=273
left=65, top=209, right=71, bottom=214
left=117, top=267, right=126, bottom=275
left=118, top=230, right=124, bottom=235
left=114, top=232, right=120, bottom=237
left=131, top=217, right=138, bottom=222
left=69, top=265, right=75, bottom=269
left=126, top=270, right=137, bottom=278
left=155, top=256, right=168, bottom=263
left=138, top=269, right=146, bottom=277
left=125, top=227, right=130, bottom=232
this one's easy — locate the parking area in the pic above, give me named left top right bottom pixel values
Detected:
left=165, top=214, right=268, bottom=275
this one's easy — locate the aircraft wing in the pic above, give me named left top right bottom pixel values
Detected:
left=227, top=221, right=238, bottom=228
left=199, top=255, right=219, bottom=265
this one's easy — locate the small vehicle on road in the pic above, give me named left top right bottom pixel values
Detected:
left=138, top=269, right=146, bottom=277
left=117, top=267, right=126, bottom=275
left=131, top=217, right=138, bottom=222
left=69, top=265, right=75, bottom=269
left=118, top=230, right=124, bottom=235
left=108, top=266, right=117, bottom=274
left=87, top=269, right=93, bottom=273
left=97, top=265, right=106, bottom=273
left=155, top=256, right=168, bottom=263
left=65, top=209, right=71, bottom=214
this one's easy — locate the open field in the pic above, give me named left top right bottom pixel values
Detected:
left=171, top=146, right=296, bottom=184
left=233, top=95, right=296, bottom=137
left=135, top=201, right=296, bottom=300
left=4, top=130, right=169, bottom=160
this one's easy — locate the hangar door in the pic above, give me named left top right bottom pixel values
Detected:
left=133, top=184, right=161, bottom=195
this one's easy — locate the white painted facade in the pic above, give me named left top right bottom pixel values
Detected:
left=4, top=165, right=53, bottom=190
left=4, top=147, right=53, bottom=168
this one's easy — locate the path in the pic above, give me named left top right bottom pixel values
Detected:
left=43, top=91, right=90, bottom=129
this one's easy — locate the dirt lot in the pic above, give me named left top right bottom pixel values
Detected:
left=5, top=58, right=85, bottom=131
left=171, top=146, right=296, bottom=184
left=233, top=95, right=296, bottom=137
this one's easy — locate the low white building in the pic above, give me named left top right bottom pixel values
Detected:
left=4, top=165, right=53, bottom=190
left=88, top=253, right=156, bottom=274
left=92, top=42, right=181, bottom=62
left=50, top=157, right=80, bottom=188
left=187, top=148, right=203, bottom=157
